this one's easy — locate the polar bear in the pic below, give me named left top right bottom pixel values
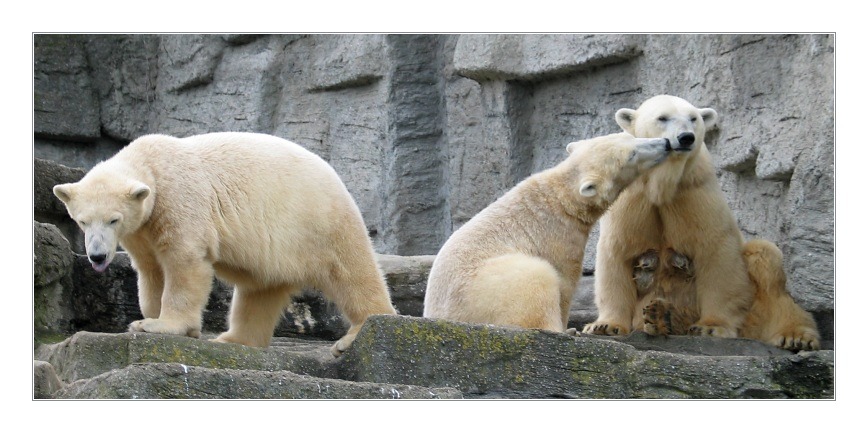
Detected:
left=53, top=132, right=396, bottom=356
left=584, top=95, right=820, bottom=351
left=423, top=133, right=672, bottom=331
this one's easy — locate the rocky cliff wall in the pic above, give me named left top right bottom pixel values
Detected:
left=33, top=33, right=834, bottom=318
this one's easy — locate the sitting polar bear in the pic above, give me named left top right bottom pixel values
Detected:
left=585, top=95, right=820, bottom=351
left=53, top=132, right=397, bottom=356
left=423, top=133, right=672, bottom=331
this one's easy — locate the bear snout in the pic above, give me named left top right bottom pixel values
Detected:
left=89, top=253, right=107, bottom=264
left=676, top=132, right=695, bottom=151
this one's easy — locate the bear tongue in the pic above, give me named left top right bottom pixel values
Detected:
left=92, top=261, right=110, bottom=273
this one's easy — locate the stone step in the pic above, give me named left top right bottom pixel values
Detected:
left=34, top=315, right=833, bottom=399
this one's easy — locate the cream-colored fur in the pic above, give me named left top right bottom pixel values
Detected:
left=585, top=95, right=820, bottom=351
left=54, top=132, right=396, bottom=356
left=424, top=133, right=672, bottom=331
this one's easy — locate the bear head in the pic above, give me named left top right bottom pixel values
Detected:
left=53, top=169, right=153, bottom=272
left=564, top=132, right=672, bottom=205
left=615, top=95, right=717, bottom=157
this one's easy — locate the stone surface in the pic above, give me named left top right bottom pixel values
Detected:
left=33, top=222, right=75, bottom=336
left=341, top=316, right=833, bottom=399
left=33, top=158, right=85, bottom=252
left=33, top=361, right=65, bottom=399
left=378, top=254, right=437, bottom=317
left=34, top=316, right=833, bottom=399
left=55, top=363, right=461, bottom=399
left=34, top=35, right=100, bottom=141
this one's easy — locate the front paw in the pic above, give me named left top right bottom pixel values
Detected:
left=687, top=323, right=737, bottom=338
left=129, top=318, right=201, bottom=338
left=770, top=328, right=821, bottom=351
left=582, top=322, right=629, bottom=336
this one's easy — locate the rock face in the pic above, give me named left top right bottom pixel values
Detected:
left=33, top=34, right=834, bottom=319
left=33, top=34, right=835, bottom=399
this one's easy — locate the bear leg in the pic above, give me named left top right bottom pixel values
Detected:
left=213, top=285, right=296, bottom=348
left=741, top=240, right=821, bottom=351
left=133, top=254, right=165, bottom=319
left=128, top=257, right=213, bottom=339
left=320, top=262, right=397, bottom=357
left=464, top=253, right=565, bottom=332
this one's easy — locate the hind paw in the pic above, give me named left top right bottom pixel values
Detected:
left=770, top=328, right=821, bottom=351
left=642, top=299, right=673, bottom=336
left=687, top=323, right=737, bottom=338
left=632, top=250, right=660, bottom=291
left=666, top=249, right=694, bottom=278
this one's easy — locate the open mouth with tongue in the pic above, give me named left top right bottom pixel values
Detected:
left=89, top=253, right=111, bottom=273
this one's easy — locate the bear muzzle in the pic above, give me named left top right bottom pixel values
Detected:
left=674, top=132, right=695, bottom=152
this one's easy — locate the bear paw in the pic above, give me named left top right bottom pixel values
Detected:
left=687, top=323, right=737, bottom=338
left=666, top=249, right=694, bottom=278
left=582, top=322, right=629, bottom=336
left=128, top=318, right=201, bottom=338
left=632, top=250, right=659, bottom=292
left=330, top=326, right=362, bottom=357
left=642, top=299, right=673, bottom=336
left=770, top=328, right=821, bottom=351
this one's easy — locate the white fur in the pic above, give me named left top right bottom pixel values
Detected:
left=54, top=132, right=396, bottom=356
left=424, top=133, right=670, bottom=331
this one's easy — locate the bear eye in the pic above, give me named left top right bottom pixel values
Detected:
left=690, top=116, right=698, bottom=122
left=109, top=218, right=120, bottom=226
left=657, top=115, right=669, bottom=122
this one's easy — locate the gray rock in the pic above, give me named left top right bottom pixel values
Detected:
left=454, top=34, right=644, bottom=81
left=83, top=34, right=160, bottom=141
left=341, top=315, right=833, bottom=399
left=33, top=222, right=75, bottom=336
left=378, top=254, right=437, bottom=317
left=33, top=158, right=86, bottom=252
left=34, top=35, right=101, bottom=141
left=34, top=331, right=339, bottom=384
left=56, top=363, right=460, bottom=399
left=33, top=361, right=65, bottom=399
left=34, top=316, right=831, bottom=399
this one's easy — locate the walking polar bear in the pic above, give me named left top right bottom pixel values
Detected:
left=584, top=95, right=820, bottom=351
left=424, top=133, right=673, bottom=331
left=54, top=132, right=396, bottom=356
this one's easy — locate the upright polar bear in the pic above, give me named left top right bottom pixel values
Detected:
left=584, top=95, right=820, bottom=351
left=54, top=132, right=397, bottom=356
left=424, top=133, right=672, bottom=331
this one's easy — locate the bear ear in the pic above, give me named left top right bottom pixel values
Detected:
left=53, top=183, right=76, bottom=204
left=615, top=109, right=637, bottom=134
left=700, top=108, right=718, bottom=129
left=579, top=180, right=597, bottom=197
left=129, top=183, right=151, bottom=202
left=566, top=141, right=578, bottom=154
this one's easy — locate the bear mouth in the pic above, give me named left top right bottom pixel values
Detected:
left=91, top=260, right=111, bottom=273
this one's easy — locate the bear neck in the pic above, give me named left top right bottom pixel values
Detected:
left=642, top=143, right=714, bottom=206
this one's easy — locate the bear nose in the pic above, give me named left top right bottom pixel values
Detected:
left=677, top=132, right=695, bottom=148
left=89, top=253, right=107, bottom=264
